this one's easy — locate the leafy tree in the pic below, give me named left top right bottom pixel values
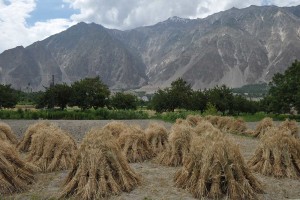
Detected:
left=151, top=88, right=170, bottom=113
left=53, top=84, right=73, bottom=110
left=267, top=60, right=300, bottom=113
left=70, top=77, right=110, bottom=110
left=187, top=90, right=207, bottom=112
left=37, top=84, right=72, bottom=110
left=30, top=91, right=46, bottom=106
left=168, top=78, right=193, bottom=111
left=207, top=85, right=234, bottom=115
left=151, top=78, right=193, bottom=112
left=0, top=84, right=18, bottom=108
left=110, top=92, right=138, bottom=110
left=232, top=95, right=259, bottom=115
left=232, top=95, right=247, bottom=115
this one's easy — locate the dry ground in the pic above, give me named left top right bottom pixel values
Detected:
left=2, top=120, right=300, bottom=200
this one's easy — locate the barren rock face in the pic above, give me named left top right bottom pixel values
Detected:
left=116, top=5, right=300, bottom=90
left=1, top=5, right=300, bottom=91
left=0, top=23, right=148, bottom=91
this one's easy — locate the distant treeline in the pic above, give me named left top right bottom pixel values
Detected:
left=232, top=83, right=269, bottom=98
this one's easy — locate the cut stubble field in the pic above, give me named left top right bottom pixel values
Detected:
left=2, top=120, right=300, bottom=200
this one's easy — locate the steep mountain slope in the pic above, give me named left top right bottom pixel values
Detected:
left=0, top=23, right=148, bottom=90
left=113, top=5, right=300, bottom=90
left=0, top=5, right=299, bottom=91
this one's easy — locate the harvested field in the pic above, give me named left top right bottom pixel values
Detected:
left=2, top=119, right=300, bottom=200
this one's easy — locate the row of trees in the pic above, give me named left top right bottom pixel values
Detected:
left=0, top=77, right=139, bottom=110
left=1, top=60, right=299, bottom=115
left=150, top=78, right=259, bottom=114
left=37, top=77, right=139, bottom=110
left=151, top=60, right=300, bottom=115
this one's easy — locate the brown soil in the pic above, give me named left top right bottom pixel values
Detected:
left=2, top=120, right=300, bottom=200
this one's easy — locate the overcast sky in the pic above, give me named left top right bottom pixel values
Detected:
left=0, top=0, right=299, bottom=53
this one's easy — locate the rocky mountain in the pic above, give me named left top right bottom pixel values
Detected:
left=113, top=5, right=300, bottom=91
left=0, top=23, right=148, bottom=91
left=0, top=5, right=300, bottom=91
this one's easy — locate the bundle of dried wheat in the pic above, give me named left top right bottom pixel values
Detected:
left=25, top=125, right=77, bottom=172
left=0, top=140, right=35, bottom=194
left=145, top=122, right=168, bottom=155
left=248, top=127, right=300, bottom=178
left=227, top=118, right=248, bottom=135
left=17, top=121, right=51, bottom=152
left=175, top=118, right=190, bottom=126
left=193, top=120, right=216, bottom=136
left=102, top=121, right=129, bottom=138
left=59, top=128, right=141, bottom=200
left=215, top=116, right=234, bottom=131
left=278, top=119, right=299, bottom=137
left=0, top=122, right=18, bottom=145
left=156, top=124, right=193, bottom=166
left=175, top=132, right=263, bottom=200
left=118, top=125, right=154, bottom=162
left=186, top=115, right=203, bottom=127
left=204, top=115, right=219, bottom=126
left=253, top=117, right=274, bottom=137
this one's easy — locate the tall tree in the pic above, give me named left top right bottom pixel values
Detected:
left=267, top=60, right=300, bottom=113
left=168, top=78, right=193, bottom=111
left=151, top=78, right=193, bottom=112
left=37, top=84, right=72, bottom=110
left=187, top=90, right=207, bottom=113
left=207, top=85, right=234, bottom=115
left=0, top=84, right=18, bottom=108
left=151, top=88, right=170, bottom=113
left=52, top=84, right=72, bottom=110
left=110, top=92, right=138, bottom=110
left=70, top=77, right=110, bottom=110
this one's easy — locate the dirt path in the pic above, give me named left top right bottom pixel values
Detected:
left=2, top=120, right=300, bottom=200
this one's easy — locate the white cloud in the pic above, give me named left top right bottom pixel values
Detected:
left=0, top=0, right=299, bottom=53
left=0, top=0, right=74, bottom=53
left=64, top=0, right=299, bottom=30
left=269, top=0, right=300, bottom=6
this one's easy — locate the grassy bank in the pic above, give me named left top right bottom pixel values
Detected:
left=1, top=108, right=298, bottom=122
left=0, top=108, right=149, bottom=120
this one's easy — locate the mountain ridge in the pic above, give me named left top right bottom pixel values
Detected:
left=1, top=5, right=300, bottom=92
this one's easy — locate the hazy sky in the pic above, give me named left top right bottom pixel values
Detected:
left=0, top=0, right=299, bottom=53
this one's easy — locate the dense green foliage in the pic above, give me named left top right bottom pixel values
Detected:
left=16, top=77, right=141, bottom=112
left=18, top=91, right=44, bottom=105
left=150, top=78, right=259, bottom=115
left=70, top=77, right=110, bottom=110
left=153, top=111, right=201, bottom=122
left=34, top=77, right=110, bottom=110
left=206, top=85, right=234, bottom=114
left=263, top=60, right=300, bottom=114
left=0, top=84, right=18, bottom=108
left=110, top=92, right=138, bottom=110
left=0, top=108, right=148, bottom=120
left=186, top=90, right=207, bottom=112
left=37, top=84, right=72, bottom=110
left=150, top=78, right=193, bottom=112
left=232, top=83, right=269, bottom=97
